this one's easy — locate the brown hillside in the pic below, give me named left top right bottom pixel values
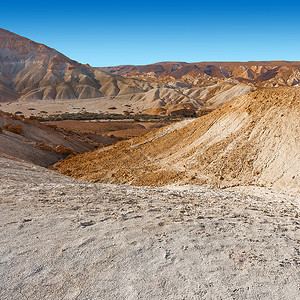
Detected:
left=99, top=61, right=300, bottom=88
left=0, top=29, right=253, bottom=117
left=0, top=111, right=97, bottom=166
left=54, top=87, right=300, bottom=193
left=0, top=28, right=160, bottom=101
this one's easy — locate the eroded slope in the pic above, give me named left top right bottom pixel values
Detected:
left=54, top=88, right=300, bottom=193
left=0, top=111, right=97, bottom=166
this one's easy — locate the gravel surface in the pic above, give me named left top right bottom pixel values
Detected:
left=0, top=158, right=299, bottom=299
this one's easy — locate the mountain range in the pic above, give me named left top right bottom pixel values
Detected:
left=0, top=28, right=299, bottom=118
left=99, top=61, right=300, bottom=88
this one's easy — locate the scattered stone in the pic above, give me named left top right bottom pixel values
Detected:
left=80, top=221, right=95, bottom=228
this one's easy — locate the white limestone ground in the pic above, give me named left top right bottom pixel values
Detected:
left=0, top=157, right=299, bottom=299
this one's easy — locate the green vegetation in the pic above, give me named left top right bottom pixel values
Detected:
left=37, top=111, right=189, bottom=123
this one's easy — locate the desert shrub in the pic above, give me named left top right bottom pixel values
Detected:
left=123, top=111, right=131, bottom=117
left=36, top=111, right=187, bottom=122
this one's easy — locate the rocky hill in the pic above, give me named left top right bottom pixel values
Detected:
left=54, top=87, right=300, bottom=194
left=0, top=29, right=253, bottom=117
left=99, top=61, right=300, bottom=88
left=0, top=28, right=161, bottom=102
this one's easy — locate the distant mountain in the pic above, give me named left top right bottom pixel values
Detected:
left=0, top=28, right=158, bottom=102
left=98, top=61, right=300, bottom=87
left=0, top=29, right=254, bottom=116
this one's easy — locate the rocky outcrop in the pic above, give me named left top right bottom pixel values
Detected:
left=4, top=123, right=23, bottom=134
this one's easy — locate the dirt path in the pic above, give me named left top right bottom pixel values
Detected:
left=0, top=158, right=299, bottom=299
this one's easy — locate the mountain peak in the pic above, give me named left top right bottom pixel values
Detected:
left=0, top=28, right=54, bottom=56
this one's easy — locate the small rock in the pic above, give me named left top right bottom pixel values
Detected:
left=80, top=221, right=95, bottom=228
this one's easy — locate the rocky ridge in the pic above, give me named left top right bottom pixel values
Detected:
left=0, top=28, right=160, bottom=102
left=99, top=61, right=300, bottom=88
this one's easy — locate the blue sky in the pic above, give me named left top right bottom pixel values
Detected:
left=1, top=0, right=299, bottom=66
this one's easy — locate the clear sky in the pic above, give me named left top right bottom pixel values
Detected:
left=1, top=0, right=299, bottom=66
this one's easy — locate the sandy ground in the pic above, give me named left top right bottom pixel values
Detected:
left=45, top=120, right=166, bottom=140
left=0, top=157, right=299, bottom=299
left=0, top=96, right=136, bottom=117
left=0, top=83, right=251, bottom=118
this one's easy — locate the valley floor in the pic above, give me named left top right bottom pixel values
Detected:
left=0, top=157, right=299, bottom=299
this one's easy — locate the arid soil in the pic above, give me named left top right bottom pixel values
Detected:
left=0, top=157, right=299, bottom=299
left=0, top=110, right=169, bottom=166
left=45, top=120, right=166, bottom=140
left=0, top=111, right=97, bottom=166
left=1, top=27, right=299, bottom=300
left=0, top=82, right=252, bottom=117
left=54, top=87, right=300, bottom=194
